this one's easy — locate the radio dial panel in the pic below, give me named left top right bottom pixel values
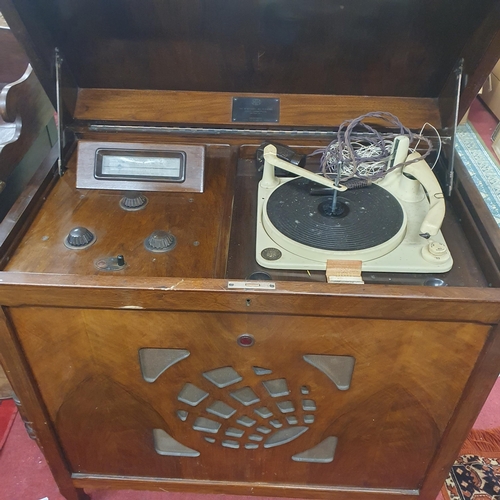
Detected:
left=76, top=141, right=205, bottom=192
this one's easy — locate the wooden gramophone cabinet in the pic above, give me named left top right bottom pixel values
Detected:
left=0, top=1, right=500, bottom=500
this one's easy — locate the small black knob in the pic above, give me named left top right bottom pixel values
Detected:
left=116, top=255, right=125, bottom=266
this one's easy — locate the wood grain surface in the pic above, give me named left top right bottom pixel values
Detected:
left=0, top=308, right=90, bottom=500
left=72, top=475, right=421, bottom=500
left=2, top=0, right=499, bottom=124
left=3, top=138, right=495, bottom=291
left=456, top=9, right=500, bottom=120
left=420, top=322, right=500, bottom=499
left=9, top=305, right=491, bottom=492
left=0, top=272, right=499, bottom=323
left=74, top=90, right=441, bottom=130
left=5, top=144, right=236, bottom=278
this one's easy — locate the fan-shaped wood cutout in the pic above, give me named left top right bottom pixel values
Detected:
left=139, top=348, right=190, bottom=383
left=292, top=436, right=338, bottom=463
left=153, top=429, right=200, bottom=457
left=303, top=355, right=355, bottom=390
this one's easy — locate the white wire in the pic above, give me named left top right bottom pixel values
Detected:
left=323, top=139, right=395, bottom=178
left=412, top=122, right=442, bottom=170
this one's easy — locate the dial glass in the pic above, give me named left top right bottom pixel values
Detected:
left=95, top=149, right=186, bottom=182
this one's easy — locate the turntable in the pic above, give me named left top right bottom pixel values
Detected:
left=256, top=143, right=452, bottom=273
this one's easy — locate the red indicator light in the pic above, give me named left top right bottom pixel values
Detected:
left=237, top=334, right=255, bottom=347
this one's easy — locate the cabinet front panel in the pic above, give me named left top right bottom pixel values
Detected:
left=8, top=307, right=490, bottom=491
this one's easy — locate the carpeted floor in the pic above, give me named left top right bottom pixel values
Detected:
left=0, top=366, right=13, bottom=400
left=441, top=426, right=500, bottom=500
left=0, top=399, right=16, bottom=450
left=442, top=454, right=500, bottom=500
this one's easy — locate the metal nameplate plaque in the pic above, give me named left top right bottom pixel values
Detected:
left=228, top=281, right=276, bottom=290
left=232, top=97, right=280, bottom=123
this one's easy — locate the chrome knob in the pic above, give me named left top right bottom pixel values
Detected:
left=120, top=192, right=148, bottom=211
left=144, top=230, right=176, bottom=253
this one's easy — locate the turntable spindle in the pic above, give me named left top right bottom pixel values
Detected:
left=330, top=161, right=343, bottom=216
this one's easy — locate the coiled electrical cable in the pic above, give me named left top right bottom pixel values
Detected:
left=315, top=112, right=434, bottom=181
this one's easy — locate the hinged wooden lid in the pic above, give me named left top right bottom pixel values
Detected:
left=2, top=0, right=500, bottom=129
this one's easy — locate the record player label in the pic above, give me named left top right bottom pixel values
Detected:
left=232, top=97, right=280, bottom=123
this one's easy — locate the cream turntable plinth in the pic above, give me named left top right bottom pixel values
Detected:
left=256, top=144, right=452, bottom=273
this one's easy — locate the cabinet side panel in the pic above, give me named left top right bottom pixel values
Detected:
left=0, top=307, right=89, bottom=500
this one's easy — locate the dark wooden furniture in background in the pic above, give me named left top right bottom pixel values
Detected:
left=0, top=18, right=54, bottom=399
left=0, top=22, right=27, bottom=88
left=0, top=19, right=22, bottom=401
left=0, top=1, right=499, bottom=500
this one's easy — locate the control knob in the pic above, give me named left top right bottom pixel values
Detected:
left=144, top=230, right=177, bottom=253
left=120, top=192, right=148, bottom=211
left=421, top=240, right=450, bottom=263
left=64, top=227, right=96, bottom=249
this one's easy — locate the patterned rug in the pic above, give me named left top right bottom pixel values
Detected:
left=442, top=428, right=500, bottom=500
left=455, top=123, right=500, bottom=226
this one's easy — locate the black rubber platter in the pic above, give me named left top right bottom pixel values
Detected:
left=266, top=178, right=405, bottom=251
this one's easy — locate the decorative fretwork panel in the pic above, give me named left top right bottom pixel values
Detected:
left=139, top=350, right=353, bottom=462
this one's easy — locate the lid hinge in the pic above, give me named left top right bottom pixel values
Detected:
left=55, top=48, right=78, bottom=176
left=439, top=58, right=464, bottom=197
left=447, top=58, right=465, bottom=196
left=55, top=48, right=65, bottom=176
